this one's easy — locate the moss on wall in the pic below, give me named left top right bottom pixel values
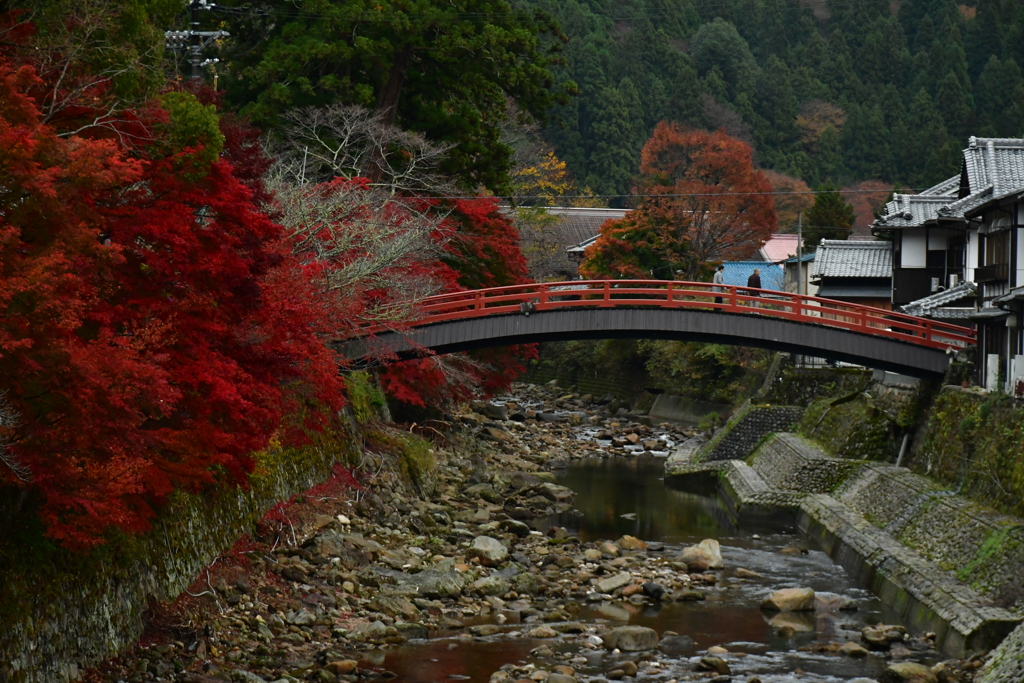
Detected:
left=364, top=428, right=437, bottom=496
left=796, top=377, right=933, bottom=462
left=911, top=389, right=1024, bottom=519
left=344, top=371, right=389, bottom=424
left=0, top=424, right=359, bottom=682
left=761, top=365, right=873, bottom=407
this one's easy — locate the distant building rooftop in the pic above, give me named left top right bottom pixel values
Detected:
left=811, top=240, right=892, bottom=280
left=873, top=137, right=1024, bottom=231
left=545, top=207, right=630, bottom=246
left=758, top=233, right=802, bottom=263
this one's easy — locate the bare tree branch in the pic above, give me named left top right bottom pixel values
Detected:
left=269, top=104, right=456, bottom=196
left=0, top=391, right=29, bottom=483
left=267, top=105, right=459, bottom=333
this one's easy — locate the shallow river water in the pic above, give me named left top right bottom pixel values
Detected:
left=378, top=456, right=923, bottom=683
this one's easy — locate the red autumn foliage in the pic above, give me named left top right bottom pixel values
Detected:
left=583, top=123, right=776, bottom=280
left=0, top=59, right=345, bottom=548
left=378, top=197, right=535, bottom=408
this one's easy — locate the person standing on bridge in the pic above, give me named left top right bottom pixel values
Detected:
left=746, top=268, right=761, bottom=308
left=712, top=264, right=725, bottom=306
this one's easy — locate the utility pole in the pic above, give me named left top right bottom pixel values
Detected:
left=796, top=211, right=803, bottom=296
left=165, top=1, right=229, bottom=81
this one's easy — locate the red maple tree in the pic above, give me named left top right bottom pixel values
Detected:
left=378, top=196, right=535, bottom=409
left=0, top=59, right=344, bottom=547
left=583, top=123, right=776, bottom=280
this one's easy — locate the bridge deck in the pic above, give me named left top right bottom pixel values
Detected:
left=338, top=280, right=975, bottom=378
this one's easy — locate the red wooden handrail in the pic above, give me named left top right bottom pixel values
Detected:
left=353, top=280, right=976, bottom=351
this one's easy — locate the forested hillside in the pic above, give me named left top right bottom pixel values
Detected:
left=530, top=0, right=1024, bottom=201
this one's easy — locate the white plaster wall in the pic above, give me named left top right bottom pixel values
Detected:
left=901, top=229, right=926, bottom=268
left=967, top=229, right=979, bottom=282
left=1016, top=228, right=1024, bottom=288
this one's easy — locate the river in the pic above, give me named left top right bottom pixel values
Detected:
left=379, top=454, right=926, bottom=683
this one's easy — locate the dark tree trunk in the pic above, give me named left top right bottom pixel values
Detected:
left=362, top=46, right=413, bottom=182
left=377, top=46, right=412, bottom=126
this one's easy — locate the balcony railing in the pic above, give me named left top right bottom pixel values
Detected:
left=975, top=263, right=1009, bottom=283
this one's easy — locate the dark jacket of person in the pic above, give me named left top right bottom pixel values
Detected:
left=746, top=272, right=761, bottom=295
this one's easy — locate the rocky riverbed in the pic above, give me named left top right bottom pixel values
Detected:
left=85, top=382, right=984, bottom=683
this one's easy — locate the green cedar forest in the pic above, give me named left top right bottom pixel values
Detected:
left=527, top=0, right=1024, bottom=202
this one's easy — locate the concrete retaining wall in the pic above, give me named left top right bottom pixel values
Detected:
left=666, top=433, right=1023, bottom=657
left=980, top=622, right=1024, bottom=682
left=695, top=403, right=804, bottom=462
left=750, top=433, right=864, bottom=493
left=646, top=394, right=730, bottom=425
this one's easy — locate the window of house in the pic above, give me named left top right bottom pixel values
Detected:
left=985, top=230, right=1010, bottom=266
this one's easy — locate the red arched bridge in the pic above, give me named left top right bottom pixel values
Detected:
left=337, top=280, right=975, bottom=378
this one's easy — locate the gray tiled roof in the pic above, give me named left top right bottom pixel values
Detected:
left=509, top=206, right=630, bottom=277
left=876, top=191, right=959, bottom=228
left=900, top=281, right=977, bottom=317
left=962, top=137, right=1024, bottom=197
left=873, top=174, right=959, bottom=229
left=811, top=240, right=892, bottom=279
left=545, top=207, right=630, bottom=245
left=936, top=186, right=994, bottom=218
left=873, top=136, right=1024, bottom=230
left=921, top=176, right=962, bottom=195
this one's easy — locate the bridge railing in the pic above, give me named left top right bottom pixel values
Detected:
left=359, top=280, right=976, bottom=350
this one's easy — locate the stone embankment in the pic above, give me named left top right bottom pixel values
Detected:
left=666, top=426, right=1024, bottom=662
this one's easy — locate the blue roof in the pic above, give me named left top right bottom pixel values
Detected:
left=784, top=253, right=816, bottom=263
left=722, top=261, right=785, bottom=291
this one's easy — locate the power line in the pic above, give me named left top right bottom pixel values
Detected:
left=395, top=187, right=915, bottom=201
left=205, top=0, right=915, bottom=25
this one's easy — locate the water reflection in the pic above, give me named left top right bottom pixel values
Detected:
left=539, top=456, right=740, bottom=543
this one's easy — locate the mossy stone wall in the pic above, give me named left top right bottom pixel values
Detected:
left=0, top=434, right=359, bottom=682
left=910, top=389, right=1024, bottom=519
left=761, top=365, right=873, bottom=406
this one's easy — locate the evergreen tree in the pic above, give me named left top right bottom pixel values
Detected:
left=815, top=124, right=845, bottom=183
left=904, top=89, right=950, bottom=186
left=936, top=71, right=974, bottom=141
left=975, top=56, right=1024, bottom=136
left=518, top=0, right=1024, bottom=200
left=690, top=18, right=757, bottom=99
left=804, top=184, right=856, bottom=244
left=585, top=79, right=646, bottom=200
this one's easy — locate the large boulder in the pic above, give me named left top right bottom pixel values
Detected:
left=862, top=624, right=907, bottom=649
left=768, top=611, right=815, bottom=634
left=595, top=572, right=632, bottom=594
left=468, top=536, right=508, bottom=567
left=760, top=587, right=816, bottom=612
left=602, top=625, right=659, bottom=651
left=657, top=633, right=695, bottom=655
left=616, top=535, right=648, bottom=551
left=397, top=559, right=466, bottom=598
left=697, top=657, right=731, bottom=675
left=469, top=575, right=510, bottom=596
left=879, top=662, right=938, bottom=683
left=678, top=539, right=724, bottom=569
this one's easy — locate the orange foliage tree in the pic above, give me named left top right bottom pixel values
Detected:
left=582, top=123, right=776, bottom=280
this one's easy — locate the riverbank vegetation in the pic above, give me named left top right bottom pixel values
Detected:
left=531, top=340, right=771, bottom=406
left=0, top=4, right=542, bottom=548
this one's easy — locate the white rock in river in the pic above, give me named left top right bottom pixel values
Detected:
left=760, top=587, right=816, bottom=612
left=468, top=535, right=508, bottom=566
left=679, top=538, right=724, bottom=569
